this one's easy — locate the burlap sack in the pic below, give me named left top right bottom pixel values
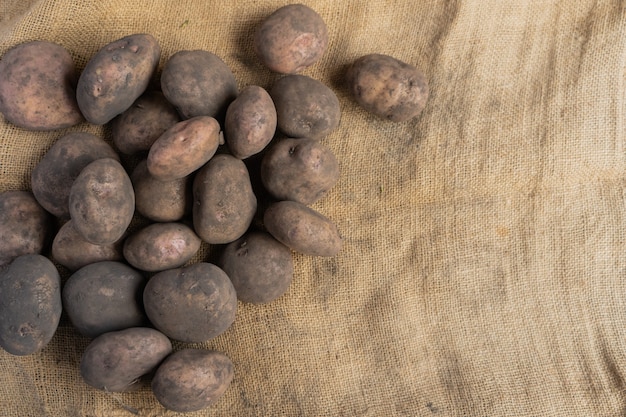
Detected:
left=2, top=0, right=626, bottom=415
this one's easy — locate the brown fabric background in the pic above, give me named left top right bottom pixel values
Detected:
left=2, top=0, right=626, bottom=415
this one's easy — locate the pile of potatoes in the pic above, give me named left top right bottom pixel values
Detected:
left=0, top=3, right=428, bottom=413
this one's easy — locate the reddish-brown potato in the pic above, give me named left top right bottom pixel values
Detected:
left=0, top=40, right=83, bottom=130
left=254, top=4, right=328, bottom=74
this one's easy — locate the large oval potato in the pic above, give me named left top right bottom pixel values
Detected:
left=161, top=50, right=238, bottom=120
left=147, top=116, right=220, bottom=181
left=77, top=34, right=161, bottom=125
left=111, top=90, right=181, bottom=155
left=80, top=327, right=172, bottom=392
left=63, top=261, right=147, bottom=338
left=0, top=191, right=52, bottom=267
left=270, top=74, right=340, bottom=140
left=31, top=132, right=120, bottom=219
left=0, top=40, right=83, bottom=130
left=143, top=263, right=237, bottom=343
left=69, top=158, right=135, bottom=245
left=346, top=53, right=429, bottom=122
left=0, top=255, right=61, bottom=356
left=193, top=154, right=257, bottom=244
left=254, top=4, right=328, bottom=74
left=261, top=137, right=340, bottom=205
left=123, top=222, right=201, bottom=272
left=264, top=200, right=342, bottom=257
left=220, top=231, right=293, bottom=304
left=152, top=349, right=234, bottom=412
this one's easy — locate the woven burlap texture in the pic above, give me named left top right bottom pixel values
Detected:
left=2, top=0, right=626, bottom=416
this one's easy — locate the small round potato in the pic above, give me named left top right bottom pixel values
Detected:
left=63, top=261, right=147, bottom=338
left=224, top=85, right=277, bottom=159
left=123, top=222, right=201, bottom=272
left=193, top=154, right=257, bottom=244
left=0, top=255, right=61, bottom=356
left=0, top=40, right=83, bottom=130
left=254, top=4, right=328, bottom=74
left=0, top=191, right=52, bottom=267
left=346, top=53, right=429, bottom=122
left=261, top=137, right=340, bottom=205
left=270, top=75, right=340, bottom=140
left=31, top=132, right=120, bottom=219
left=161, top=50, right=238, bottom=120
left=77, top=34, right=161, bottom=125
left=147, top=116, right=220, bottom=181
left=80, top=327, right=172, bottom=392
left=264, top=200, right=341, bottom=257
left=52, top=220, right=123, bottom=271
left=69, top=158, right=135, bottom=245
left=152, top=349, right=234, bottom=412
left=143, top=263, right=237, bottom=343
left=131, top=160, right=191, bottom=222
left=111, top=90, right=181, bottom=154
left=220, top=231, right=293, bottom=304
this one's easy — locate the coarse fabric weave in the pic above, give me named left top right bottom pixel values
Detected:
left=2, top=0, right=626, bottom=416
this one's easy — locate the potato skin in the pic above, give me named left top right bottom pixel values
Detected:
left=0, top=191, right=52, bottom=267
left=123, top=222, right=201, bottom=272
left=76, top=34, right=161, bottom=125
left=69, top=158, right=135, bottom=245
left=193, top=154, right=257, bottom=244
left=143, top=263, right=237, bottom=343
left=147, top=116, right=220, bottom=181
left=52, top=220, right=123, bottom=271
left=254, top=4, right=328, bottom=74
left=270, top=75, right=340, bottom=140
left=0, top=254, right=61, bottom=356
left=31, top=132, right=120, bottom=219
left=161, top=50, right=238, bottom=120
left=111, top=90, right=181, bottom=155
left=264, top=200, right=341, bottom=257
left=224, top=85, right=277, bottom=159
left=220, top=231, right=293, bottom=304
left=63, top=261, right=147, bottom=338
left=261, top=137, right=340, bottom=205
left=346, top=53, right=429, bottom=122
left=80, top=327, right=172, bottom=392
left=152, top=349, right=234, bottom=412
left=0, top=40, right=83, bottom=130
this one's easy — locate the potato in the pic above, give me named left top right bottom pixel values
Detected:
left=261, top=137, right=340, bottom=205
left=193, top=154, right=257, bottom=244
left=161, top=50, right=238, bottom=120
left=264, top=200, right=341, bottom=257
left=147, top=116, right=220, bottom=181
left=270, top=74, right=340, bottom=140
left=0, top=191, right=52, bottom=267
left=152, top=349, right=234, bottom=412
left=224, top=85, right=277, bottom=159
left=254, top=4, right=328, bottom=74
left=111, top=90, right=181, bottom=155
left=52, top=220, right=123, bottom=271
left=0, top=254, right=61, bottom=356
left=0, top=40, right=82, bottom=130
left=220, top=231, right=293, bottom=304
left=31, top=132, right=120, bottom=219
left=143, top=263, right=237, bottom=343
left=345, top=53, right=429, bottom=122
left=69, top=158, right=135, bottom=245
left=63, top=261, right=147, bottom=338
left=131, top=160, right=191, bottom=222
left=123, top=222, right=201, bottom=272
left=80, top=327, right=172, bottom=392
left=76, top=34, right=161, bottom=125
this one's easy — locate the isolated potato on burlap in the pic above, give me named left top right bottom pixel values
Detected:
left=2, top=1, right=626, bottom=416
